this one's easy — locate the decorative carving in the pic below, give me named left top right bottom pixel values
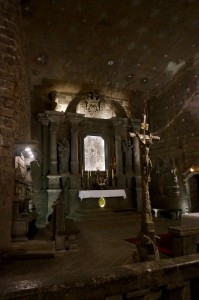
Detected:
left=80, top=92, right=104, bottom=118
left=47, top=175, right=61, bottom=189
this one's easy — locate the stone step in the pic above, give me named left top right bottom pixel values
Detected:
left=74, top=208, right=136, bottom=218
left=73, top=209, right=139, bottom=226
left=4, top=240, right=55, bottom=259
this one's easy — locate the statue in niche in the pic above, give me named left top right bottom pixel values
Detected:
left=58, top=138, right=70, bottom=174
left=47, top=90, right=57, bottom=111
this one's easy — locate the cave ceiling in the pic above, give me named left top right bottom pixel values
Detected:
left=23, top=0, right=199, bottom=100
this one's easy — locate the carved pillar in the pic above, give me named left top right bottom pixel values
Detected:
left=49, top=123, right=58, bottom=175
left=115, top=132, right=123, bottom=175
left=71, top=130, right=79, bottom=174
left=37, top=115, right=49, bottom=226
left=112, top=118, right=126, bottom=188
left=70, top=119, right=81, bottom=175
left=38, top=111, right=65, bottom=222
left=38, top=116, right=49, bottom=189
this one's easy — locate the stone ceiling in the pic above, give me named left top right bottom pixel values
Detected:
left=22, top=0, right=199, bottom=100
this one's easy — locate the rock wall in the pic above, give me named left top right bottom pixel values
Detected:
left=0, top=0, right=30, bottom=254
left=149, top=59, right=199, bottom=212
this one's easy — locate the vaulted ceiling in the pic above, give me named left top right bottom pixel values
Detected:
left=22, top=0, right=199, bottom=100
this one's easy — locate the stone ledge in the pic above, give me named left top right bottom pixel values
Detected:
left=1, top=254, right=199, bottom=299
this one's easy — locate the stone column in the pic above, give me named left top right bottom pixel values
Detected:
left=38, top=115, right=49, bottom=189
left=70, top=122, right=79, bottom=175
left=49, top=123, right=58, bottom=175
left=38, top=111, right=65, bottom=222
left=37, top=114, right=49, bottom=226
left=133, top=136, right=142, bottom=212
left=115, top=133, right=123, bottom=175
left=112, top=118, right=126, bottom=188
left=42, top=122, right=50, bottom=186
left=65, top=113, right=83, bottom=215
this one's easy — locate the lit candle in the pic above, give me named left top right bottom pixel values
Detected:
left=112, top=169, right=114, bottom=179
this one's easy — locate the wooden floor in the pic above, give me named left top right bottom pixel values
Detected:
left=0, top=211, right=181, bottom=283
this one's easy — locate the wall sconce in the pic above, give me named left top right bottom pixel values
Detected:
left=183, top=165, right=199, bottom=179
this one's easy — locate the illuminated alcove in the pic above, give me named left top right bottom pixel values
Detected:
left=84, top=135, right=105, bottom=171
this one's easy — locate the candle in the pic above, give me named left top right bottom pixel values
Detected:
left=112, top=168, right=114, bottom=179
left=106, top=169, right=108, bottom=177
left=81, top=167, right=83, bottom=177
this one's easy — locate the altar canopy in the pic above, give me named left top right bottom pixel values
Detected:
left=79, top=189, right=127, bottom=201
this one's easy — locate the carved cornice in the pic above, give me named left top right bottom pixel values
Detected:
left=65, top=112, right=84, bottom=122
left=37, top=113, right=49, bottom=127
left=37, top=111, right=65, bottom=126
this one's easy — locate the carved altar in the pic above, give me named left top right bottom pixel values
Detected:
left=37, top=92, right=141, bottom=226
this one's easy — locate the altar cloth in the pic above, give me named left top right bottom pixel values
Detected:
left=79, top=189, right=126, bottom=201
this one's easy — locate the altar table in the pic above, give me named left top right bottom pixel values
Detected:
left=79, top=189, right=126, bottom=201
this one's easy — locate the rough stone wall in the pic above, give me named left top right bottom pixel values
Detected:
left=0, top=0, right=30, bottom=254
left=149, top=59, right=199, bottom=211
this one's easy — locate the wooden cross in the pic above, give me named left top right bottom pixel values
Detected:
left=129, top=114, right=162, bottom=261
left=130, top=114, right=160, bottom=145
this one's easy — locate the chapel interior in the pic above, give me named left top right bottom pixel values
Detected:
left=1, top=0, right=199, bottom=299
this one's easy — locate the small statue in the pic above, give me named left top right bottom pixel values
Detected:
left=58, top=138, right=70, bottom=173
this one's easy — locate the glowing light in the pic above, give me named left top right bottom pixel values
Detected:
left=190, top=168, right=194, bottom=172
left=25, top=147, right=31, bottom=152
left=99, top=197, right=106, bottom=208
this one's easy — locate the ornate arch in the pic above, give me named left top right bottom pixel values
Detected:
left=66, top=91, right=127, bottom=118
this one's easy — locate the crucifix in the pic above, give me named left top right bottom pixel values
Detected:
left=130, top=113, right=160, bottom=261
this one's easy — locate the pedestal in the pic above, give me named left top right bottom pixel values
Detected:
left=47, top=175, right=61, bottom=189
left=168, top=226, right=199, bottom=256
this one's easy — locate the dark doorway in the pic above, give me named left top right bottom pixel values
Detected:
left=189, top=174, right=199, bottom=212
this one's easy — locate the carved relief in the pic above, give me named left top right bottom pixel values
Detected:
left=80, top=92, right=104, bottom=118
